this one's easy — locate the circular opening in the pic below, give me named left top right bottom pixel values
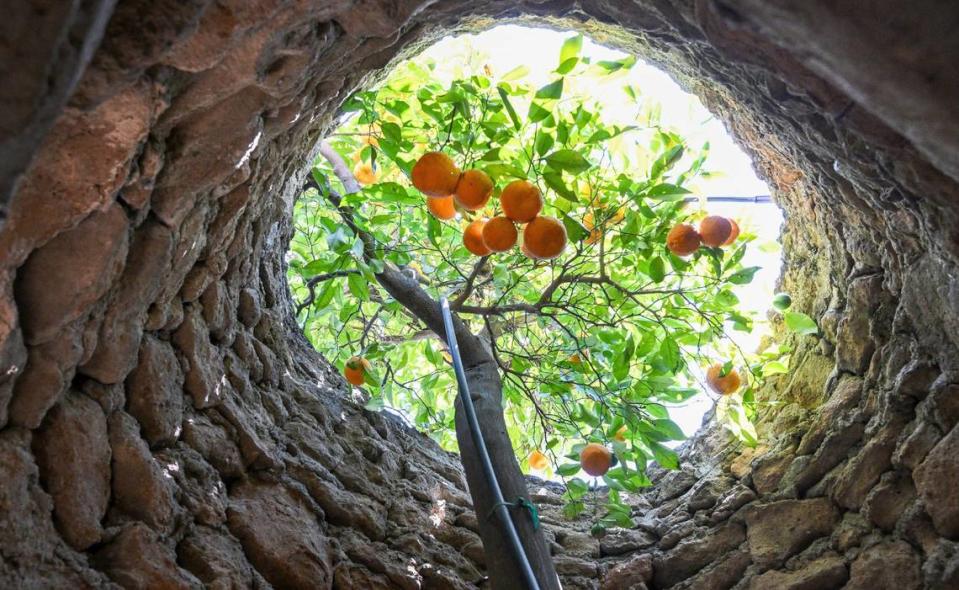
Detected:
left=287, top=25, right=784, bottom=508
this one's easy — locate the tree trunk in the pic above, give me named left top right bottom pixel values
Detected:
left=454, top=356, right=561, bottom=590
left=316, top=144, right=559, bottom=588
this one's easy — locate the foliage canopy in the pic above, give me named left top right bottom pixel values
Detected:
left=290, top=35, right=785, bottom=525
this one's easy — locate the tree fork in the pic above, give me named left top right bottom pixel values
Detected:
left=314, top=143, right=560, bottom=589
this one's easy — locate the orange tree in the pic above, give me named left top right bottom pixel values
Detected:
left=289, top=36, right=763, bottom=587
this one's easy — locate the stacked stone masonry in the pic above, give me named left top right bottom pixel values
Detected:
left=1, top=1, right=958, bottom=588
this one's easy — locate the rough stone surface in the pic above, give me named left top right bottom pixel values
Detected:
left=845, top=541, right=922, bottom=590
left=744, top=498, right=838, bottom=567
left=1, top=0, right=959, bottom=587
left=31, top=392, right=111, bottom=551
left=227, top=480, right=334, bottom=590
left=914, top=425, right=959, bottom=538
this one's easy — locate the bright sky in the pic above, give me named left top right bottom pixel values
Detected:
left=416, top=26, right=783, bottom=442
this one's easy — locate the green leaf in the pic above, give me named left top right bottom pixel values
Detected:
left=347, top=273, right=369, bottom=301
left=544, top=149, right=591, bottom=174
left=646, top=183, right=691, bottom=201
left=557, top=463, right=581, bottom=476
left=652, top=419, right=685, bottom=441
left=648, top=257, right=665, bottom=283
left=543, top=171, right=578, bottom=202
left=528, top=101, right=552, bottom=123
left=649, top=441, right=680, bottom=470
left=727, top=266, right=760, bottom=285
left=497, top=86, right=521, bottom=130
left=559, top=34, right=583, bottom=66
left=556, top=58, right=578, bottom=75
left=501, top=65, right=530, bottom=81
left=784, top=312, right=818, bottom=335
left=762, top=360, right=789, bottom=376
left=650, top=145, right=684, bottom=179
left=535, top=129, right=555, bottom=157
left=535, top=78, right=564, bottom=100
left=562, top=214, right=590, bottom=242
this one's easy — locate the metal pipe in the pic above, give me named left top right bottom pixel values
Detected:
left=439, top=297, right=542, bottom=590
left=683, top=195, right=773, bottom=203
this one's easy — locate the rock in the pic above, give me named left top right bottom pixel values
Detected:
left=686, top=475, right=734, bottom=511
left=200, top=280, right=235, bottom=343
left=748, top=553, right=848, bottom=589
left=914, top=424, right=959, bottom=538
left=751, top=446, right=795, bottom=494
left=928, top=376, right=959, bottom=432
left=94, top=523, right=200, bottom=589
left=831, top=423, right=899, bottom=510
left=921, top=539, right=959, bottom=589
left=674, top=548, right=751, bottom=590
left=14, top=204, right=130, bottom=345
left=835, top=275, right=883, bottom=374
left=172, top=305, right=227, bottom=409
left=291, top=463, right=388, bottom=541
left=556, top=530, right=601, bottom=558
left=32, top=392, right=111, bottom=550
left=180, top=412, right=244, bottom=478
left=797, top=376, right=863, bottom=454
left=710, top=484, right=756, bottom=523
left=553, top=555, right=598, bottom=577
left=125, top=334, right=185, bottom=447
left=743, top=498, right=838, bottom=567
left=227, top=481, right=333, bottom=589
left=652, top=522, right=745, bottom=588
left=160, top=447, right=228, bottom=527
left=893, top=420, right=943, bottom=470
left=80, top=219, right=173, bottom=383
left=599, top=528, right=657, bottom=556
left=177, top=526, right=255, bottom=588
left=7, top=323, right=85, bottom=428
left=655, top=469, right=698, bottom=501
left=237, top=287, right=261, bottom=328
left=108, top=411, right=177, bottom=531
left=845, top=541, right=921, bottom=590
left=862, top=471, right=916, bottom=531
left=601, top=554, right=653, bottom=590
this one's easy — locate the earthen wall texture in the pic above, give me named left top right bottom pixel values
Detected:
left=1, top=1, right=958, bottom=588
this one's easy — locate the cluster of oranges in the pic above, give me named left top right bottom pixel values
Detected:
left=666, top=215, right=740, bottom=257
left=411, top=152, right=568, bottom=260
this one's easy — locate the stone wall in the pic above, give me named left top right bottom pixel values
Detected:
left=1, top=1, right=958, bottom=588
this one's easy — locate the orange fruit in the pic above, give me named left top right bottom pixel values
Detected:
left=722, top=219, right=740, bottom=246
left=699, top=216, right=733, bottom=248
left=706, top=363, right=742, bottom=395
left=520, top=241, right=539, bottom=260
left=482, top=216, right=518, bottom=252
left=500, top=180, right=543, bottom=223
left=666, top=223, right=701, bottom=257
left=528, top=450, right=549, bottom=471
left=580, top=443, right=612, bottom=477
left=427, top=195, right=457, bottom=220
left=343, top=356, right=371, bottom=386
left=454, top=169, right=493, bottom=211
left=583, top=207, right=626, bottom=245
left=463, top=219, right=492, bottom=256
left=569, top=353, right=582, bottom=364
left=353, top=162, right=379, bottom=186
left=523, top=216, right=567, bottom=260
left=613, top=425, right=627, bottom=442
left=412, top=152, right=461, bottom=197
